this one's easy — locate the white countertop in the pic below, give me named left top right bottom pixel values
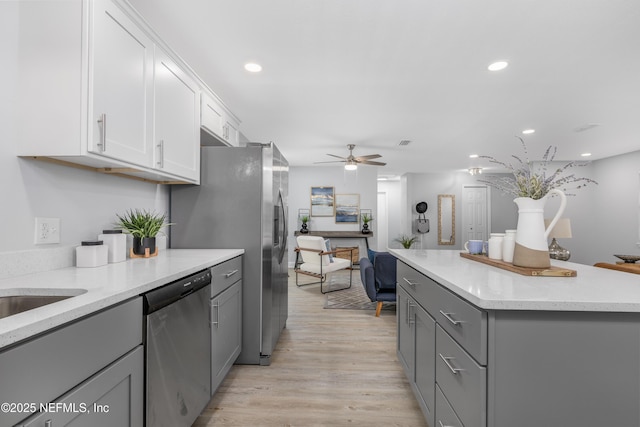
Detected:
left=389, top=249, right=640, bottom=312
left=0, top=249, right=243, bottom=348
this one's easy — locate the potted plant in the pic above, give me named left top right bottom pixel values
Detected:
left=395, top=234, right=418, bottom=249
left=115, top=209, right=173, bottom=256
left=361, top=213, right=373, bottom=234
left=300, top=215, right=310, bottom=234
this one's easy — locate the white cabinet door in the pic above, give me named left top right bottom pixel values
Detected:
left=154, top=48, right=200, bottom=182
left=201, top=92, right=225, bottom=141
left=89, top=0, right=154, bottom=167
left=224, top=116, right=240, bottom=147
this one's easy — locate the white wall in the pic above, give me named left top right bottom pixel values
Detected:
left=0, top=5, right=169, bottom=276
left=288, top=166, right=378, bottom=265
left=378, top=180, right=402, bottom=250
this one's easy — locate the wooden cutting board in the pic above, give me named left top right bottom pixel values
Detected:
left=460, top=252, right=577, bottom=277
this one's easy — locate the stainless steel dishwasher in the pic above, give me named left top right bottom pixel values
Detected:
left=143, top=268, right=212, bottom=427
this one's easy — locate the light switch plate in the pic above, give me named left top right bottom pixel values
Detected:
left=34, top=217, right=60, bottom=244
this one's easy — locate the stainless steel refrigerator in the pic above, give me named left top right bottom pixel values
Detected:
left=170, top=143, right=288, bottom=365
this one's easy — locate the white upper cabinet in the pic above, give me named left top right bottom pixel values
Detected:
left=201, top=91, right=241, bottom=147
left=16, top=0, right=239, bottom=185
left=154, top=48, right=200, bottom=181
left=89, top=0, right=154, bottom=167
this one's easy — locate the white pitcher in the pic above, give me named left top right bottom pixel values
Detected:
left=512, top=189, right=566, bottom=268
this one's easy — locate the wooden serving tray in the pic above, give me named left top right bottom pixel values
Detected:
left=460, top=252, right=577, bottom=277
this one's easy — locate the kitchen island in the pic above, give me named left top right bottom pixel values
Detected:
left=390, top=249, right=640, bottom=427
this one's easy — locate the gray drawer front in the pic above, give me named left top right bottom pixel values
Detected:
left=435, top=285, right=487, bottom=365
left=0, top=297, right=142, bottom=426
left=397, top=261, right=438, bottom=314
left=436, top=384, right=465, bottom=427
left=211, top=255, right=242, bottom=297
left=436, top=326, right=486, bottom=427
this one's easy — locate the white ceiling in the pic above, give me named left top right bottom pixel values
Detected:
left=129, top=0, right=640, bottom=176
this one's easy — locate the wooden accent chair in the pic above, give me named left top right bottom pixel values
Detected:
left=294, top=235, right=353, bottom=294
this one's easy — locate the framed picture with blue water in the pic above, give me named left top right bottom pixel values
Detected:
left=310, top=186, right=334, bottom=217
left=335, top=194, right=360, bottom=223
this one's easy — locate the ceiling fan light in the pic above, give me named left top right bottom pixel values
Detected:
left=345, top=162, right=358, bottom=171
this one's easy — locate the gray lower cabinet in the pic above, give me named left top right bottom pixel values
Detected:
left=0, top=297, right=143, bottom=427
left=397, top=286, right=436, bottom=427
left=398, top=260, right=640, bottom=427
left=20, top=346, right=143, bottom=427
left=210, top=256, right=243, bottom=395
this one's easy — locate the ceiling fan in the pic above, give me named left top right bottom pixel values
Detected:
left=315, top=144, right=386, bottom=170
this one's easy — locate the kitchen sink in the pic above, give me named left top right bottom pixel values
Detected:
left=0, top=290, right=87, bottom=320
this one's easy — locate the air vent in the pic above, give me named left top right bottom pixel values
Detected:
left=574, top=123, right=600, bottom=133
left=399, top=140, right=411, bottom=146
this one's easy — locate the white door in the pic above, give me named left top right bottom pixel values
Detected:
left=462, top=186, right=488, bottom=242
left=154, top=48, right=200, bottom=182
left=89, top=0, right=154, bottom=166
left=377, top=192, right=388, bottom=251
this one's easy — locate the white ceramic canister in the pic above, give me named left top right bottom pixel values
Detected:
left=488, top=233, right=505, bottom=260
left=502, top=229, right=517, bottom=263
left=98, top=229, right=127, bottom=263
left=76, top=240, right=108, bottom=268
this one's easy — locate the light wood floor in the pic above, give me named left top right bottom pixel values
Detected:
left=193, top=271, right=428, bottom=427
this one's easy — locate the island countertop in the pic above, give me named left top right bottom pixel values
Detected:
left=0, top=249, right=244, bottom=348
left=389, top=249, right=640, bottom=312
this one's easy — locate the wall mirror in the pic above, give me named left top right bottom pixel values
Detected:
left=438, top=194, right=455, bottom=245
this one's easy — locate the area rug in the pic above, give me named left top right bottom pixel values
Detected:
left=323, top=272, right=396, bottom=313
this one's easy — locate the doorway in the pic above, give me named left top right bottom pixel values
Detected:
left=377, top=191, right=388, bottom=251
left=462, top=186, right=488, bottom=243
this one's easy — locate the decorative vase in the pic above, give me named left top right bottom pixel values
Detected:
left=512, top=189, right=566, bottom=268
left=300, top=223, right=309, bottom=234
left=133, top=236, right=156, bottom=256
left=362, top=223, right=370, bottom=234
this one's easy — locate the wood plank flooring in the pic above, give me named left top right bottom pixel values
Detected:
left=193, top=271, right=428, bottom=427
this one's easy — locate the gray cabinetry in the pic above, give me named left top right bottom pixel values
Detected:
left=0, top=297, right=143, bottom=427
left=210, top=256, right=243, bottom=395
left=20, top=346, right=143, bottom=427
left=398, top=260, right=640, bottom=427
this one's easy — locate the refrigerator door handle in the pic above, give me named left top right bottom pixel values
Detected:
left=277, top=189, right=287, bottom=264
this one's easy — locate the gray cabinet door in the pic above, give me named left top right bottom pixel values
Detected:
left=396, top=286, right=414, bottom=376
left=413, top=302, right=436, bottom=427
left=211, top=280, right=243, bottom=394
left=20, top=346, right=143, bottom=427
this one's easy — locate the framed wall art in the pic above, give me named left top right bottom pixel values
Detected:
left=335, top=194, right=360, bottom=223
left=310, top=186, right=334, bottom=216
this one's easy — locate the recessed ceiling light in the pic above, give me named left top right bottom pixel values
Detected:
left=522, top=129, right=535, bottom=134
left=488, top=61, right=509, bottom=71
left=469, top=154, right=479, bottom=158
left=244, top=63, right=262, bottom=73
left=581, top=152, right=592, bottom=157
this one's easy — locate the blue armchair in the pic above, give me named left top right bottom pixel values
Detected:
left=359, top=252, right=397, bottom=317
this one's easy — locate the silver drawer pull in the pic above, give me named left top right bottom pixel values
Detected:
left=439, top=310, right=462, bottom=326
left=224, top=269, right=239, bottom=278
left=438, top=421, right=456, bottom=427
left=403, top=277, right=418, bottom=287
left=439, top=353, right=465, bottom=375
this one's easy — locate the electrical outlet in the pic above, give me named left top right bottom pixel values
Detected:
left=34, top=217, right=61, bottom=244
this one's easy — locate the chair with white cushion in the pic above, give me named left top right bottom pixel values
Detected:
left=294, top=235, right=353, bottom=294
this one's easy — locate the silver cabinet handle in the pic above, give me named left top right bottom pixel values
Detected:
left=211, top=301, right=219, bottom=327
left=45, top=421, right=52, bottom=427
left=224, top=269, right=239, bottom=278
left=157, top=140, right=164, bottom=168
left=403, top=277, right=417, bottom=287
left=408, top=301, right=415, bottom=325
left=97, top=113, right=107, bottom=152
left=438, top=420, right=456, bottom=427
left=439, top=353, right=465, bottom=375
left=439, top=310, right=462, bottom=326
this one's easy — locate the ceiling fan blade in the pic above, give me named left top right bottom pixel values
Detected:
left=358, top=160, right=387, bottom=166
left=326, top=154, right=347, bottom=160
left=354, top=154, right=381, bottom=161
left=313, top=160, right=346, bottom=164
